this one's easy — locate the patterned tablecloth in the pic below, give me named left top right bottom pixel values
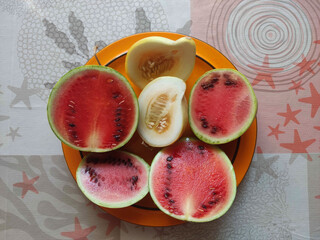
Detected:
left=1, top=0, right=319, bottom=239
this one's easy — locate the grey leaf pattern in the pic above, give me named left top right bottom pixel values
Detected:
left=68, top=11, right=89, bottom=58
left=135, top=7, right=151, bottom=33
left=94, top=40, right=107, bottom=51
left=42, top=18, right=76, bottom=55
left=176, top=20, right=192, bottom=35
left=62, top=60, right=82, bottom=70
left=44, top=82, right=57, bottom=89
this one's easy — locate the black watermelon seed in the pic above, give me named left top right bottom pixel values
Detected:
left=164, top=192, right=171, bottom=199
left=116, top=123, right=121, bottom=127
left=212, top=78, right=219, bottom=83
left=211, top=126, right=220, bottom=134
left=117, top=129, right=123, bottom=133
left=197, top=145, right=204, bottom=150
left=212, top=192, right=216, bottom=196
left=202, top=123, right=208, bottom=128
left=94, top=178, right=98, bottom=183
left=167, top=163, right=172, bottom=169
left=116, top=112, right=121, bottom=116
left=68, top=123, right=76, bottom=127
left=116, top=108, right=122, bottom=112
left=112, top=93, right=119, bottom=99
left=166, top=156, right=173, bottom=161
left=225, top=80, right=237, bottom=86
left=115, top=118, right=121, bottom=122
left=202, top=204, right=207, bottom=209
left=169, top=199, right=175, bottom=204
left=208, top=201, right=214, bottom=205
left=200, top=117, right=206, bottom=121
left=131, top=176, right=138, bottom=185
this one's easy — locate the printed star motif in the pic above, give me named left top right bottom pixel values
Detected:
left=268, top=124, right=285, bottom=140
left=61, top=217, right=96, bottom=240
left=299, top=83, right=320, bottom=118
left=288, top=80, right=305, bottom=95
left=13, top=171, right=39, bottom=198
left=248, top=55, right=284, bottom=89
left=6, top=127, right=22, bottom=141
left=294, top=54, right=317, bottom=76
left=277, top=104, right=301, bottom=126
left=7, top=79, right=39, bottom=110
left=251, top=146, right=278, bottom=182
left=98, top=213, right=127, bottom=236
left=280, top=129, right=316, bottom=163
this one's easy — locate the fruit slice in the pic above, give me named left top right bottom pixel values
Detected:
left=149, top=138, right=236, bottom=222
left=47, top=65, right=139, bottom=152
left=125, top=36, right=196, bottom=89
left=76, top=151, right=149, bottom=208
left=189, top=68, right=257, bottom=144
left=138, top=76, right=188, bottom=147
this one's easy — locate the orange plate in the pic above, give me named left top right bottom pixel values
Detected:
left=62, top=32, right=257, bottom=227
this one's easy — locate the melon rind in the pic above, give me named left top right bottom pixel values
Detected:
left=189, top=68, right=257, bottom=145
left=125, top=36, right=196, bottom=89
left=149, top=137, right=237, bottom=222
left=47, top=65, right=139, bottom=152
left=76, top=151, right=150, bottom=208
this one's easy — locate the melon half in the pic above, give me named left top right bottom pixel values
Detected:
left=149, top=138, right=237, bottom=222
left=47, top=65, right=139, bottom=152
left=76, top=151, right=149, bottom=208
left=189, top=68, right=257, bottom=144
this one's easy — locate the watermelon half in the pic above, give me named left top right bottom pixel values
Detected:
left=149, top=138, right=237, bottom=222
left=189, top=68, right=257, bottom=144
left=76, top=151, right=149, bottom=208
left=47, top=65, right=139, bottom=152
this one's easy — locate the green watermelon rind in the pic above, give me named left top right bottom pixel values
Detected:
left=76, top=150, right=150, bottom=208
left=47, top=65, right=139, bottom=152
left=188, top=68, right=257, bottom=145
left=149, top=137, right=237, bottom=222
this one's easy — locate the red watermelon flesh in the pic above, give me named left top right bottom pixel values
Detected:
left=189, top=69, right=257, bottom=144
left=47, top=66, right=138, bottom=152
left=149, top=138, right=236, bottom=222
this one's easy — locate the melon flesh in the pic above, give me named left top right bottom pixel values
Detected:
left=189, top=69, right=257, bottom=144
left=149, top=138, right=236, bottom=222
left=47, top=66, right=138, bottom=152
left=76, top=151, right=149, bottom=208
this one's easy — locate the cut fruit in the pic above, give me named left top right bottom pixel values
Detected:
left=125, top=36, right=196, bottom=89
left=47, top=65, right=139, bottom=152
left=189, top=68, right=257, bottom=144
left=76, top=151, right=149, bottom=208
left=138, top=76, right=188, bottom=147
left=149, top=138, right=237, bottom=222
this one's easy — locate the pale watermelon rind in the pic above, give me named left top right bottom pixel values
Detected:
left=188, top=68, right=257, bottom=145
left=149, top=137, right=237, bottom=222
left=47, top=65, right=139, bottom=152
left=76, top=150, right=150, bottom=208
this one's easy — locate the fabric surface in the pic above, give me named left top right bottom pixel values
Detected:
left=0, top=0, right=319, bottom=239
